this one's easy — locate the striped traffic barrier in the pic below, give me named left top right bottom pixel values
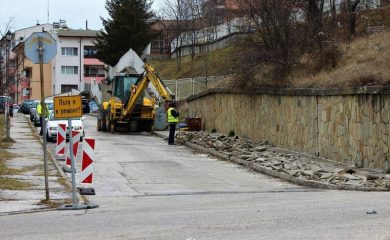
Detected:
left=56, top=123, right=66, bottom=156
left=78, top=138, right=96, bottom=195
left=80, top=138, right=95, bottom=183
left=66, top=130, right=82, bottom=166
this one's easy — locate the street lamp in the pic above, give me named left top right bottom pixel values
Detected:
left=5, top=30, right=12, bottom=140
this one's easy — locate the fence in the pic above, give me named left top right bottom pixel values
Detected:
left=163, top=76, right=225, bottom=101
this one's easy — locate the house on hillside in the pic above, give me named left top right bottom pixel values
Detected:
left=148, top=20, right=176, bottom=57
left=144, top=1, right=251, bottom=59
left=143, top=19, right=195, bottom=59
left=202, top=0, right=242, bottom=25
left=323, top=0, right=382, bottom=13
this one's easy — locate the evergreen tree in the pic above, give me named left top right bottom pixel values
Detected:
left=95, top=0, right=156, bottom=66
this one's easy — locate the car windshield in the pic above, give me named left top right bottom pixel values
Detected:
left=23, top=100, right=33, bottom=106
left=46, top=103, right=54, bottom=110
left=0, top=97, right=11, bottom=104
left=0, top=98, right=5, bottom=104
left=31, top=101, right=39, bottom=108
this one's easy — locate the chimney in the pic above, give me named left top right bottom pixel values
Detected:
left=86, top=20, right=88, bottom=30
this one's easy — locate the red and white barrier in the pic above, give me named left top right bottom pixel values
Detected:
left=56, top=123, right=66, bottom=156
left=80, top=138, right=95, bottom=184
left=66, top=130, right=82, bottom=166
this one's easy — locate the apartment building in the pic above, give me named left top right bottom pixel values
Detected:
left=1, top=24, right=54, bottom=103
left=52, top=29, right=105, bottom=95
left=1, top=21, right=105, bottom=103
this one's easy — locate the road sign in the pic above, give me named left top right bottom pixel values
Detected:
left=24, top=32, right=57, bottom=64
left=54, top=96, right=82, bottom=119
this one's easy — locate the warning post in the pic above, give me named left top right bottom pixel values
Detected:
left=54, top=96, right=82, bottom=119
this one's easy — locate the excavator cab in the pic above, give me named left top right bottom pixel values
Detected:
left=112, top=74, right=140, bottom=104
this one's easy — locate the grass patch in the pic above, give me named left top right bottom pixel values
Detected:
left=0, top=177, right=34, bottom=190
left=0, top=149, right=17, bottom=161
left=149, top=46, right=237, bottom=80
left=292, top=31, right=390, bottom=88
left=0, top=162, right=22, bottom=175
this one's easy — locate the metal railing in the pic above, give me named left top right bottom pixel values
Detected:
left=163, top=76, right=225, bottom=101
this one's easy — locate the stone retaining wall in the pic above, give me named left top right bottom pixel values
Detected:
left=187, top=87, right=390, bottom=171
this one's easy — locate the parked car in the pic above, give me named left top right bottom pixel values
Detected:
left=82, top=97, right=90, bottom=114
left=45, top=111, right=84, bottom=142
left=29, top=100, right=40, bottom=121
left=0, top=96, right=14, bottom=117
left=19, top=99, right=35, bottom=114
left=33, top=99, right=54, bottom=126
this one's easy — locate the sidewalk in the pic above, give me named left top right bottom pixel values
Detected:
left=0, top=113, right=71, bottom=215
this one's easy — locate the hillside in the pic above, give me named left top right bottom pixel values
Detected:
left=151, top=5, right=390, bottom=90
left=293, top=30, right=390, bottom=88
left=149, top=46, right=236, bottom=80
left=151, top=30, right=390, bottom=89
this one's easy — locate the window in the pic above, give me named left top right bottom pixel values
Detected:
left=84, top=83, right=91, bottom=91
left=84, top=65, right=105, bottom=77
left=84, top=46, right=97, bottom=58
left=61, top=66, right=78, bottom=75
left=61, top=47, right=78, bottom=56
left=23, top=68, right=32, bottom=78
left=61, top=84, right=78, bottom=93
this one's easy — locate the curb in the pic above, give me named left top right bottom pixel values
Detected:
left=179, top=141, right=388, bottom=192
left=0, top=207, right=55, bottom=217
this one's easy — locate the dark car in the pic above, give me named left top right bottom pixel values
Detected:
left=0, top=96, right=13, bottom=117
left=29, top=100, right=40, bottom=121
left=82, top=98, right=90, bottom=114
left=19, top=100, right=35, bottom=114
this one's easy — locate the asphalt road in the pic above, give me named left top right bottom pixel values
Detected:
left=1, top=115, right=390, bottom=240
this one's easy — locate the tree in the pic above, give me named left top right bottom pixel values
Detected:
left=163, top=0, right=192, bottom=71
left=235, top=0, right=306, bottom=80
left=95, top=0, right=156, bottom=66
left=346, top=0, right=362, bottom=38
left=0, top=17, right=16, bottom=96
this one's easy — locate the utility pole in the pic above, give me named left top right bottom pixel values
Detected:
left=38, top=36, right=50, bottom=201
left=5, top=30, right=12, bottom=140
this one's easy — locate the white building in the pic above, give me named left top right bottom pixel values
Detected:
left=52, top=29, right=105, bottom=95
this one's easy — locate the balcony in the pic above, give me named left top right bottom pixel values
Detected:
left=84, top=58, right=104, bottom=66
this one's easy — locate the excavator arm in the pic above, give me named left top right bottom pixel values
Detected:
left=143, top=63, right=175, bottom=102
left=122, top=63, right=174, bottom=119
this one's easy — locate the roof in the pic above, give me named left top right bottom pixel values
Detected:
left=57, top=29, right=100, bottom=38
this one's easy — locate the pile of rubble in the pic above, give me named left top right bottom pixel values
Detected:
left=177, top=132, right=390, bottom=191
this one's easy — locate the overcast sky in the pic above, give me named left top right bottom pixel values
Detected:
left=0, top=0, right=164, bottom=33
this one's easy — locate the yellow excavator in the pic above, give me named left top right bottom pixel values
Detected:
left=97, top=63, right=175, bottom=133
